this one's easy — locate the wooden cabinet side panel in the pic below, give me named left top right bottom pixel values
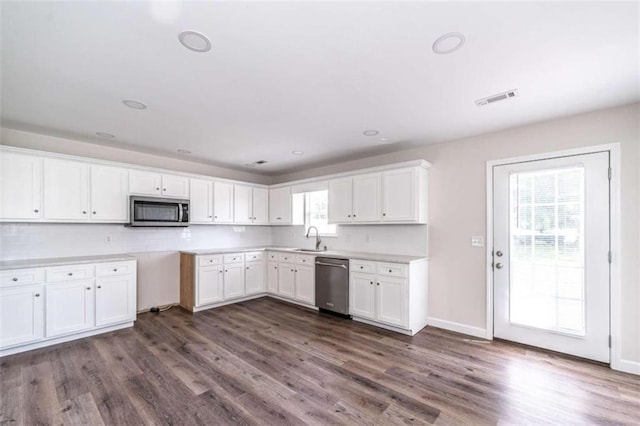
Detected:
left=179, top=253, right=195, bottom=312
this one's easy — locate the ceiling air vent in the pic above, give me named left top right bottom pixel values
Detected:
left=475, top=89, right=519, bottom=107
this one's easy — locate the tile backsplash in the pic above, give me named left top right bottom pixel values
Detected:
left=0, top=223, right=272, bottom=261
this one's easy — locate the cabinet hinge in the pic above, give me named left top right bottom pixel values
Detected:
left=608, top=167, right=612, bottom=180
left=608, top=251, right=612, bottom=264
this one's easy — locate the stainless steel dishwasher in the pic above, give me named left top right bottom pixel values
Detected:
left=315, top=257, right=350, bottom=316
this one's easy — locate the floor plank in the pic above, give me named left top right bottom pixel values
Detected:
left=1, top=297, right=639, bottom=425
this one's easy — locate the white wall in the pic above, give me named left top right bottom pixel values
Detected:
left=273, top=103, right=640, bottom=365
left=0, top=223, right=272, bottom=310
left=272, top=224, right=428, bottom=257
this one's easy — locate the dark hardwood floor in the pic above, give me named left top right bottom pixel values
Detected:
left=1, top=297, right=639, bottom=425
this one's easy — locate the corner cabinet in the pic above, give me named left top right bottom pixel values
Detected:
left=0, top=258, right=137, bottom=357
left=328, top=164, right=428, bottom=225
left=233, top=185, right=269, bottom=225
left=349, top=258, right=428, bottom=335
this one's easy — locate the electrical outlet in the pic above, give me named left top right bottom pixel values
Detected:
left=471, top=236, right=484, bottom=247
left=105, top=235, right=112, bottom=244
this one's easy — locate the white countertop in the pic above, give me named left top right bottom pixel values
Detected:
left=180, top=246, right=427, bottom=264
left=0, top=254, right=137, bottom=271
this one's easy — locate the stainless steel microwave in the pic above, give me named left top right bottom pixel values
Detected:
left=128, top=196, right=189, bottom=227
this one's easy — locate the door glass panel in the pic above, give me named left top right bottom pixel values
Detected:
left=509, top=167, right=585, bottom=336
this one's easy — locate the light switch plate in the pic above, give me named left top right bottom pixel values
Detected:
left=471, top=236, right=484, bottom=247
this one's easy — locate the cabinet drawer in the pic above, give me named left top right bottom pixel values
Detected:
left=350, top=259, right=376, bottom=274
left=278, top=253, right=294, bottom=263
left=0, top=268, right=44, bottom=287
left=46, top=264, right=94, bottom=282
left=296, top=255, right=314, bottom=265
left=198, top=255, right=222, bottom=267
left=266, top=252, right=278, bottom=262
left=224, top=253, right=244, bottom=264
left=96, top=261, right=134, bottom=277
left=245, top=252, right=263, bottom=262
left=376, top=263, right=408, bottom=278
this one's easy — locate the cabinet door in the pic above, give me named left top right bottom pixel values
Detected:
left=0, top=285, right=44, bottom=348
left=129, top=170, right=162, bottom=196
left=95, top=275, right=135, bottom=326
left=252, top=187, right=269, bottom=225
left=328, top=178, right=353, bottom=223
left=295, top=264, right=315, bottom=305
left=245, top=261, right=265, bottom=295
left=190, top=178, right=213, bottom=223
left=382, top=168, right=417, bottom=222
left=213, top=182, right=234, bottom=223
left=277, top=264, right=296, bottom=298
left=269, top=187, right=292, bottom=224
left=376, top=276, right=407, bottom=327
left=350, top=273, right=376, bottom=320
left=162, top=175, right=189, bottom=198
left=233, top=185, right=253, bottom=224
left=90, top=165, right=128, bottom=222
left=223, top=263, right=245, bottom=300
left=353, top=173, right=382, bottom=222
left=0, top=152, right=42, bottom=220
left=46, top=279, right=95, bottom=337
left=43, top=159, right=90, bottom=220
left=197, top=265, right=224, bottom=306
left=267, top=262, right=279, bottom=294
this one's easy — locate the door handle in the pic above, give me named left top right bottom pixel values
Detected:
left=495, top=263, right=504, bottom=269
left=315, top=262, right=347, bottom=269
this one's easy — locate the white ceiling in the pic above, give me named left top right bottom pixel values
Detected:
left=1, top=1, right=638, bottom=175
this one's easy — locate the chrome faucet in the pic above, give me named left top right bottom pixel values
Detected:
left=305, top=226, right=322, bottom=251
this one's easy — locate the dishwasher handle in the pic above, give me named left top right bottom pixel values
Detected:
left=315, top=261, right=348, bottom=269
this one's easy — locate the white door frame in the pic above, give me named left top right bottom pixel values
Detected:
left=485, top=143, right=621, bottom=370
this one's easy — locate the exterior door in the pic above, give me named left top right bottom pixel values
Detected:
left=493, top=152, right=610, bottom=362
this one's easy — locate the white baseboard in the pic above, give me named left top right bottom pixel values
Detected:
left=613, top=358, right=640, bottom=376
left=427, top=317, right=488, bottom=339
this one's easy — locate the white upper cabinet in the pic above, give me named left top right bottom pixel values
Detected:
left=329, top=164, right=428, bottom=225
left=129, top=171, right=189, bottom=198
left=352, top=173, right=381, bottom=223
left=328, top=178, right=353, bottom=223
left=252, top=187, right=269, bottom=225
left=43, top=159, right=90, bottom=221
left=213, top=181, right=234, bottom=223
left=162, top=175, right=189, bottom=198
left=0, top=152, right=42, bottom=220
left=90, top=165, right=128, bottom=222
left=382, top=168, right=419, bottom=222
left=234, top=184, right=269, bottom=225
left=269, top=187, right=292, bottom=225
left=233, top=184, right=253, bottom=224
left=189, top=178, right=213, bottom=223
left=129, top=170, right=162, bottom=196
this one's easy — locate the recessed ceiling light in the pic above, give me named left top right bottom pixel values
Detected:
left=178, top=30, right=212, bottom=53
left=363, top=129, right=379, bottom=136
left=96, top=132, right=115, bottom=139
left=122, top=99, right=147, bottom=110
left=432, top=32, right=466, bottom=54
left=291, top=151, right=304, bottom=156
left=177, top=149, right=191, bottom=154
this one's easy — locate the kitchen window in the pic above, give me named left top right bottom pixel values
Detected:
left=293, top=190, right=337, bottom=237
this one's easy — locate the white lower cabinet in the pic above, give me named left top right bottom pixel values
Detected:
left=223, top=263, right=245, bottom=300
left=46, top=279, right=95, bottom=337
left=245, top=261, right=265, bottom=295
left=349, top=259, right=427, bottom=335
left=277, top=264, right=296, bottom=299
left=267, top=262, right=279, bottom=293
left=0, top=284, right=44, bottom=348
left=0, top=258, right=137, bottom=357
left=295, top=264, right=315, bottom=305
left=197, top=265, right=224, bottom=306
